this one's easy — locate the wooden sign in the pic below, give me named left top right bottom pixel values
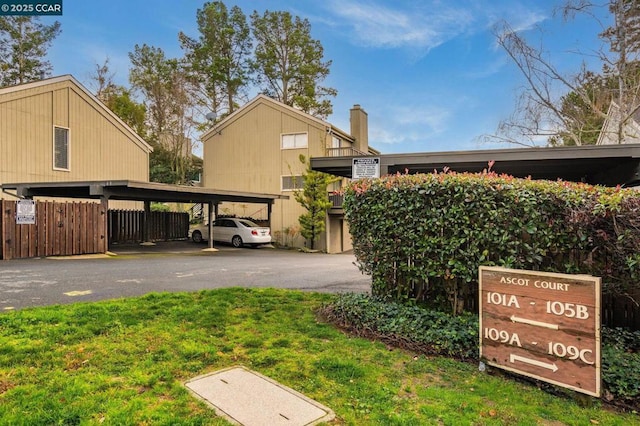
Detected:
left=479, top=266, right=601, bottom=397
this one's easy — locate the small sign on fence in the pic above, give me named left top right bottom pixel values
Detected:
left=15, top=200, right=36, bottom=225
left=479, top=266, right=601, bottom=397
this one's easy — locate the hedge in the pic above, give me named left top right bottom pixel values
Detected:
left=343, top=170, right=640, bottom=315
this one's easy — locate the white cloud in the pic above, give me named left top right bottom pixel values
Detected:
left=505, top=9, right=548, bottom=33
left=463, top=56, right=508, bottom=79
left=324, top=0, right=548, bottom=56
left=326, top=0, right=475, bottom=53
left=368, top=104, right=452, bottom=147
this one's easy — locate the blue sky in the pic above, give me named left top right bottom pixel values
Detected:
left=42, top=0, right=611, bottom=154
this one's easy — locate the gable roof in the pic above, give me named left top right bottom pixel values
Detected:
left=597, top=101, right=640, bottom=145
left=200, top=94, right=355, bottom=143
left=0, top=74, right=153, bottom=153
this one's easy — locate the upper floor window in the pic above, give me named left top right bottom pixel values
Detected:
left=281, top=175, right=304, bottom=191
left=282, top=133, right=308, bottom=149
left=53, top=126, right=69, bottom=170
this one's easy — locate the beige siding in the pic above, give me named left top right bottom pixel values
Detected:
left=53, top=88, right=69, bottom=127
left=1, top=78, right=150, bottom=200
left=202, top=97, right=331, bottom=250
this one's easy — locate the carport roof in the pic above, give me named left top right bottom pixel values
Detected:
left=311, top=143, right=640, bottom=187
left=1, top=180, right=288, bottom=204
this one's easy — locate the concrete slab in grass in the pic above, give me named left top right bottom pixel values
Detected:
left=185, top=366, right=335, bottom=426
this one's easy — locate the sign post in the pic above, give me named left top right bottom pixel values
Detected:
left=479, top=266, right=601, bottom=397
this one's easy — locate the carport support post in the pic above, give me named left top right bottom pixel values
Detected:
left=140, top=201, right=155, bottom=246
left=207, top=201, right=215, bottom=250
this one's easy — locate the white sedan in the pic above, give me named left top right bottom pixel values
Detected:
left=190, top=218, right=271, bottom=248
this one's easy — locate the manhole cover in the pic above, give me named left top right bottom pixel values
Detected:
left=185, top=366, right=334, bottom=425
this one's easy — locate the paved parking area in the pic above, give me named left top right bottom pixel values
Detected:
left=0, top=241, right=370, bottom=311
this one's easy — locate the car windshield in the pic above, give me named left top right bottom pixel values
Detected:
left=238, top=219, right=259, bottom=228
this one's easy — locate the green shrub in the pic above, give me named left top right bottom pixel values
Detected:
left=344, top=171, right=640, bottom=314
left=320, top=293, right=640, bottom=402
left=319, top=293, right=478, bottom=359
left=601, top=327, right=640, bottom=400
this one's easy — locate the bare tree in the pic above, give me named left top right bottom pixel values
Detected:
left=487, top=1, right=640, bottom=146
left=89, top=58, right=116, bottom=102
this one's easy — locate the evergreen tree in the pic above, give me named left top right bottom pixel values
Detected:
left=0, top=15, right=61, bottom=86
left=179, top=1, right=251, bottom=121
left=293, top=155, right=339, bottom=250
left=250, top=10, right=336, bottom=119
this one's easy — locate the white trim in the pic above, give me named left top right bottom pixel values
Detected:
left=281, top=132, right=308, bottom=150
left=53, top=125, right=70, bottom=171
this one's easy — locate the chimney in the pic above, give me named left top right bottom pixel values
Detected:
left=350, top=104, right=368, bottom=154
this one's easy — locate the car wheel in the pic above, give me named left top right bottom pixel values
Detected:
left=192, top=231, right=203, bottom=243
left=231, top=235, right=243, bottom=248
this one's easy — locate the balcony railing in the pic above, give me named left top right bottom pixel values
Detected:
left=329, top=193, right=344, bottom=209
left=326, top=147, right=368, bottom=157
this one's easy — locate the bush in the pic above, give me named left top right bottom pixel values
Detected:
left=320, top=293, right=640, bottom=404
left=343, top=171, right=640, bottom=314
left=601, top=327, right=640, bottom=401
left=319, top=293, right=478, bottom=359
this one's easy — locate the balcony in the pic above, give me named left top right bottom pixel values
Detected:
left=328, top=192, right=344, bottom=211
left=326, top=147, right=368, bottom=157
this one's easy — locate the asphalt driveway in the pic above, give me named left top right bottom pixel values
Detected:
left=0, top=241, right=371, bottom=311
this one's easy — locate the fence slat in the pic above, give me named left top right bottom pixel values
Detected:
left=107, top=210, right=188, bottom=244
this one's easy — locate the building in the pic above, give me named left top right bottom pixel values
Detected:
left=596, top=101, right=640, bottom=145
left=0, top=75, right=153, bottom=201
left=201, top=95, right=378, bottom=252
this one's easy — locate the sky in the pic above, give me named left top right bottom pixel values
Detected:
left=40, top=0, right=612, bottom=155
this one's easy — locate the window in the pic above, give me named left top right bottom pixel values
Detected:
left=282, top=175, right=304, bottom=191
left=54, top=126, right=69, bottom=170
left=331, top=135, right=341, bottom=148
left=281, top=133, right=308, bottom=149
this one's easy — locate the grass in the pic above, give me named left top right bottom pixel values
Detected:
left=0, top=288, right=638, bottom=425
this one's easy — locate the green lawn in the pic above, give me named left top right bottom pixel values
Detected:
left=0, top=288, right=637, bottom=425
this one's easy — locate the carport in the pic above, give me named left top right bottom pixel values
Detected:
left=311, top=143, right=640, bottom=187
left=1, top=180, right=288, bottom=252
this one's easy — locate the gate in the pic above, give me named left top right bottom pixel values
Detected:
left=1, top=200, right=106, bottom=260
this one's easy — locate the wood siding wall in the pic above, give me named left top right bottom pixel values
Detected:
left=0, top=80, right=149, bottom=199
left=202, top=101, right=330, bottom=249
left=0, top=199, right=106, bottom=260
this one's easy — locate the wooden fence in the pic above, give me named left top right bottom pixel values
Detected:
left=1, top=202, right=189, bottom=260
left=108, top=209, right=189, bottom=244
left=1, top=200, right=106, bottom=260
